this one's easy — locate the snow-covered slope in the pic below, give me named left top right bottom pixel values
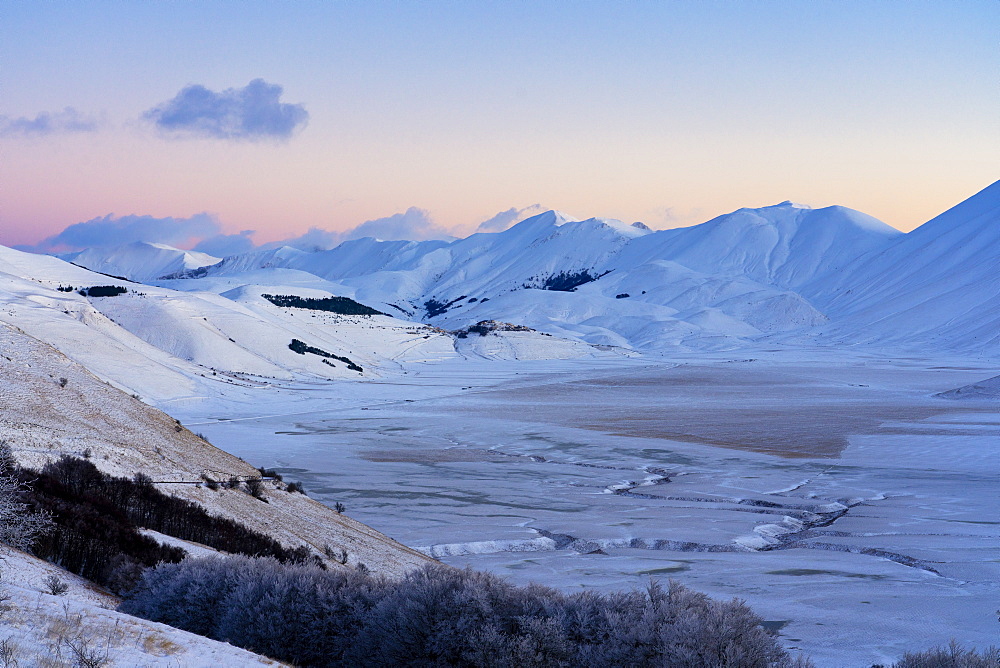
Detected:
left=64, top=241, right=220, bottom=282
left=0, top=548, right=279, bottom=667
left=0, top=244, right=464, bottom=398
left=0, top=320, right=433, bottom=575
left=805, top=180, right=1000, bottom=353
left=619, top=202, right=902, bottom=290
left=936, top=374, right=1000, bottom=400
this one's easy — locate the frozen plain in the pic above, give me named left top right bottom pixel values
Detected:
left=178, top=347, right=999, bottom=667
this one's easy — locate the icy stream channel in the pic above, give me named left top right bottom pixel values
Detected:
left=184, top=355, right=999, bottom=667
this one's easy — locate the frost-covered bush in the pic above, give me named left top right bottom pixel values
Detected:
left=0, top=443, right=52, bottom=552
left=124, top=556, right=377, bottom=666
left=121, top=557, right=809, bottom=668
left=892, top=641, right=1000, bottom=668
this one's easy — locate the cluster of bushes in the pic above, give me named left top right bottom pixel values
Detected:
left=77, top=285, right=128, bottom=297
left=262, top=294, right=385, bottom=316
left=288, top=339, right=363, bottom=372
left=521, top=269, right=610, bottom=293
left=121, top=557, right=808, bottom=668
left=424, top=295, right=468, bottom=318
left=19, top=456, right=317, bottom=592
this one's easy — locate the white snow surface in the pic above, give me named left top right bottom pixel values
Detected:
left=936, top=373, right=1000, bottom=400
left=63, top=241, right=220, bottom=282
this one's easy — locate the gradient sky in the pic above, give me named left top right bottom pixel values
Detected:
left=1, top=1, right=997, bottom=250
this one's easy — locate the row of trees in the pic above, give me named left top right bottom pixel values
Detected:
left=262, top=294, right=384, bottom=316
left=122, top=557, right=810, bottom=668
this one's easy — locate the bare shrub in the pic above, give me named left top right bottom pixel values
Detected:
left=65, top=635, right=110, bottom=668
left=43, top=574, right=69, bottom=596
left=245, top=478, right=266, bottom=501
left=0, top=637, right=18, bottom=668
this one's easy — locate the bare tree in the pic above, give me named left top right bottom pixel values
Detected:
left=0, top=443, right=52, bottom=552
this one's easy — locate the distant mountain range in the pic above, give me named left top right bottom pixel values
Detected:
left=3, top=180, right=996, bottom=394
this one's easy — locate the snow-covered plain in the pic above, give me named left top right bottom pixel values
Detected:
left=177, top=349, right=999, bottom=667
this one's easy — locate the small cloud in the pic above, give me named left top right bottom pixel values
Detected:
left=475, top=204, right=547, bottom=232
left=192, top=230, right=257, bottom=257
left=143, top=79, right=308, bottom=141
left=0, top=107, right=101, bottom=137
left=262, top=227, right=343, bottom=253
left=25, top=213, right=221, bottom=253
left=646, top=205, right=704, bottom=230
left=261, top=207, right=453, bottom=253
left=654, top=206, right=676, bottom=226
left=344, top=207, right=451, bottom=242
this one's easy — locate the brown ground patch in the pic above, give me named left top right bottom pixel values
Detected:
left=440, top=364, right=985, bottom=458
left=580, top=404, right=948, bottom=458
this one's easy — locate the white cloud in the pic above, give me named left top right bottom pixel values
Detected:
left=475, top=204, right=547, bottom=232
left=143, top=79, right=308, bottom=141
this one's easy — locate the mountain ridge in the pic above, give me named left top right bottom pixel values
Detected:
left=13, top=181, right=1000, bottom=356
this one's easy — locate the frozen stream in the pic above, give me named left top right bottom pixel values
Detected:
left=181, top=353, right=999, bottom=667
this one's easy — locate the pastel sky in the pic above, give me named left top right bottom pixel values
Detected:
left=1, top=1, right=997, bottom=252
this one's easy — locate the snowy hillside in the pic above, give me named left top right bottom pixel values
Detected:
left=618, top=202, right=902, bottom=289
left=804, top=180, right=1000, bottom=353
left=0, top=320, right=433, bottom=574
left=64, top=241, right=220, bottom=282
left=0, top=243, right=443, bottom=398
left=0, top=549, right=279, bottom=667
left=0, top=240, right=604, bottom=411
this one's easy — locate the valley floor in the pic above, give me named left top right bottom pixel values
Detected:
left=175, top=348, right=999, bottom=667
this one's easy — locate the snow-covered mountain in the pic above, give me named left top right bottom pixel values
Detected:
left=0, top=241, right=601, bottom=406
left=21, top=180, right=1000, bottom=357
left=618, top=202, right=902, bottom=289
left=804, top=180, right=1000, bottom=353
left=156, top=203, right=899, bottom=350
left=63, top=241, right=221, bottom=282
